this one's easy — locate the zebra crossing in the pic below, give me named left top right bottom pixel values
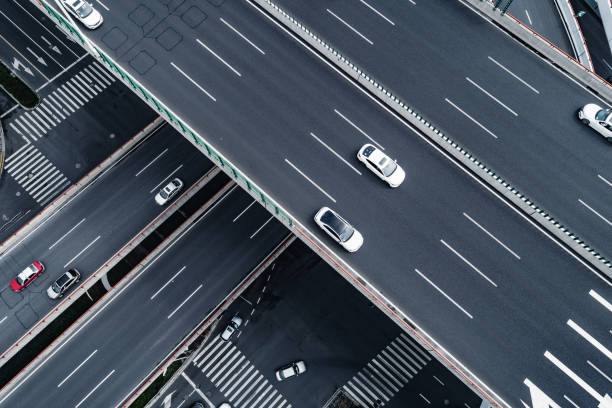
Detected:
left=3, top=143, right=70, bottom=205
left=343, top=333, right=432, bottom=407
left=7, top=62, right=115, bottom=143
left=192, top=335, right=292, bottom=408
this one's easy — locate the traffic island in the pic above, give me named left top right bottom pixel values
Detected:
left=0, top=62, right=38, bottom=110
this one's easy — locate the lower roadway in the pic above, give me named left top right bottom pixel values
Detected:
left=0, top=187, right=289, bottom=408
left=0, top=123, right=209, bottom=355
left=48, top=1, right=612, bottom=407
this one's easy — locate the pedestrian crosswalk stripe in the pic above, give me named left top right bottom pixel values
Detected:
left=93, top=62, right=116, bottom=82
left=36, top=104, right=56, bottom=126
left=31, top=110, right=52, bottom=129
left=342, top=334, right=431, bottom=407
left=62, top=83, right=84, bottom=106
left=193, top=336, right=291, bottom=408
left=75, top=73, right=97, bottom=96
left=219, top=361, right=249, bottom=393
left=83, top=66, right=107, bottom=88
left=226, top=367, right=256, bottom=397
left=22, top=113, right=44, bottom=137
left=4, top=145, right=70, bottom=205
left=201, top=341, right=232, bottom=372
left=71, top=77, right=93, bottom=99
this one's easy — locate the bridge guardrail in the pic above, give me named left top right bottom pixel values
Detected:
left=33, top=0, right=293, bottom=229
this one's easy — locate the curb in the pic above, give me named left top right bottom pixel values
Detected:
left=0, top=167, right=225, bottom=402
left=0, top=121, right=4, bottom=180
left=0, top=116, right=165, bottom=257
left=251, top=0, right=612, bottom=280
left=552, top=0, right=594, bottom=70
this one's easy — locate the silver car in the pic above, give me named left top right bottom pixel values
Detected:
left=47, top=269, right=81, bottom=299
left=155, top=178, right=184, bottom=205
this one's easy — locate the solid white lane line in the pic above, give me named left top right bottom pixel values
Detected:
left=578, top=199, right=612, bottom=226
left=151, top=266, right=186, bottom=300
left=64, top=236, right=100, bottom=268
left=168, top=284, right=203, bottom=319
left=58, top=349, right=97, bottom=387
left=525, top=9, right=533, bottom=25
left=359, top=0, right=395, bottom=25
left=135, top=148, right=168, bottom=177
left=589, top=289, right=612, bottom=312
left=564, top=395, right=580, bottom=408
left=419, top=393, right=431, bottom=404
left=74, top=369, right=115, bottom=408
left=466, top=77, right=518, bottom=116
left=220, top=17, right=265, bottom=55
left=250, top=216, right=274, bottom=239
left=49, top=218, right=86, bottom=250
left=0, top=316, right=7, bottom=325
left=587, top=360, right=612, bottom=383
left=181, top=372, right=210, bottom=402
left=95, top=0, right=109, bottom=11
left=445, top=98, right=498, bottom=139
left=334, top=109, right=385, bottom=149
left=544, top=351, right=604, bottom=402
left=326, top=9, right=374, bottom=45
left=310, top=132, right=362, bottom=175
left=170, top=62, right=216, bottom=101
left=414, top=269, right=473, bottom=319
left=285, top=159, right=336, bottom=202
left=233, top=200, right=256, bottom=222
left=463, top=212, right=521, bottom=259
left=441, top=239, right=498, bottom=287
left=488, top=56, right=540, bottom=94
left=567, top=319, right=612, bottom=360
left=196, top=39, right=242, bottom=77
left=149, top=164, right=184, bottom=193
left=598, top=174, right=612, bottom=188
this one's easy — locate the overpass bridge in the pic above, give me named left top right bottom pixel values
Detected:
left=27, top=1, right=612, bottom=408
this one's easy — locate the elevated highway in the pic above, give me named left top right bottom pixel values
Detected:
left=26, top=1, right=612, bottom=408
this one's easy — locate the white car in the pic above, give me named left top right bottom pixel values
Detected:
left=221, top=315, right=242, bottom=341
left=62, top=0, right=103, bottom=29
left=314, top=207, right=363, bottom=252
left=275, top=360, right=306, bottom=381
left=357, top=144, right=405, bottom=187
left=155, top=178, right=183, bottom=205
left=578, top=103, right=612, bottom=143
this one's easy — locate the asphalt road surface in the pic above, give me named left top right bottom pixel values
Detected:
left=0, top=186, right=289, bottom=408
left=273, top=0, right=612, bottom=275
left=0, top=123, right=209, bottom=357
left=37, top=1, right=612, bottom=407
left=169, top=242, right=482, bottom=408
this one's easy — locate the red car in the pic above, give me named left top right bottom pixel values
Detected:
left=10, top=261, right=44, bottom=291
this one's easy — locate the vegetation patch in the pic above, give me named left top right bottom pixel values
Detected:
left=0, top=62, right=38, bottom=109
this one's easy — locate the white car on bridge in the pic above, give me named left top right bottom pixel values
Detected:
left=578, top=103, right=612, bottom=143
